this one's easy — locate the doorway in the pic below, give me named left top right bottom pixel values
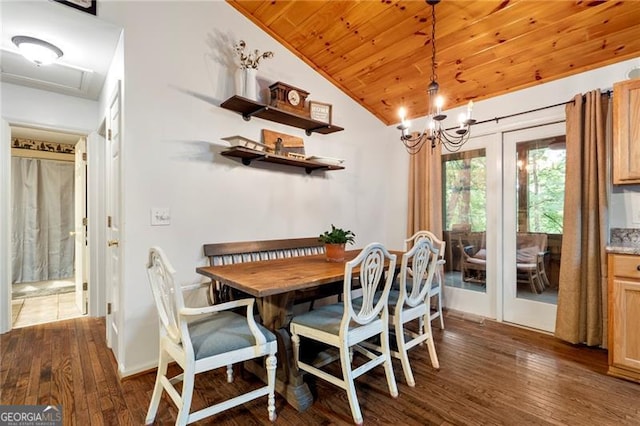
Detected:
left=441, top=121, right=565, bottom=332
left=9, top=126, right=88, bottom=328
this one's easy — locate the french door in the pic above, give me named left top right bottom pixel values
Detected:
left=502, top=122, right=565, bottom=332
left=442, top=121, right=565, bottom=332
left=441, top=133, right=499, bottom=320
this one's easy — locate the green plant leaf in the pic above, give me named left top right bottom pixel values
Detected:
left=318, top=224, right=355, bottom=245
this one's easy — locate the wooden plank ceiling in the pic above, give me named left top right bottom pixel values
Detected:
left=228, top=0, right=640, bottom=126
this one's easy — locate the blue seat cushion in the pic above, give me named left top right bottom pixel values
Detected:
left=188, top=311, right=276, bottom=360
left=291, top=306, right=343, bottom=334
left=299, top=291, right=400, bottom=333
left=291, top=304, right=372, bottom=335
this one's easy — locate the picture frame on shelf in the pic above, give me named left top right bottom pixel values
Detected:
left=309, top=101, right=332, bottom=124
left=53, top=0, right=97, bottom=15
left=261, top=129, right=305, bottom=156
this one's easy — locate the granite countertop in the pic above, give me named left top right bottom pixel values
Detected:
left=607, top=228, right=640, bottom=255
left=606, top=243, right=640, bottom=256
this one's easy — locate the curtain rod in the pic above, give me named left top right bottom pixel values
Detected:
left=453, top=89, right=613, bottom=128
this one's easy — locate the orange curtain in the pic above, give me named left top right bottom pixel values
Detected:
left=555, top=90, right=611, bottom=347
left=407, top=141, right=443, bottom=239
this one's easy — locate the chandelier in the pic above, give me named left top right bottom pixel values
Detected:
left=397, top=0, right=475, bottom=154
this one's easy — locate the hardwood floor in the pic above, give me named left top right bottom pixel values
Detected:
left=1, top=315, right=639, bottom=425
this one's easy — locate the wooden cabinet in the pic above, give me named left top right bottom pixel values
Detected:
left=608, top=253, right=640, bottom=383
left=612, top=78, right=640, bottom=184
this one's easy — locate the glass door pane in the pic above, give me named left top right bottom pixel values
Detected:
left=442, top=148, right=487, bottom=294
left=515, top=137, right=564, bottom=304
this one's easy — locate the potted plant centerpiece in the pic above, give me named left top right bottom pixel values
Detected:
left=319, top=224, right=355, bottom=262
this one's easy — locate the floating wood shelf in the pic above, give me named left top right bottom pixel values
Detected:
left=221, top=147, right=345, bottom=174
left=220, top=96, right=344, bottom=136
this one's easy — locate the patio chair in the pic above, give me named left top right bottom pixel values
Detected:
left=516, top=233, right=550, bottom=294
left=459, top=234, right=487, bottom=283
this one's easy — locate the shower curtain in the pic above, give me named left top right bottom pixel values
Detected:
left=11, top=157, right=75, bottom=284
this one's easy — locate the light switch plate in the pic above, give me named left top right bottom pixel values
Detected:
left=151, top=207, right=171, bottom=226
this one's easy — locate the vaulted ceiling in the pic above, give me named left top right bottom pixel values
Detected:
left=228, top=0, right=640, bottom=126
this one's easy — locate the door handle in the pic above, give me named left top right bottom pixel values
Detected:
left=108, top=239, right=120, bottom=247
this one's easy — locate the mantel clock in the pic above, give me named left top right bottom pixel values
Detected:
left=269, top=82, right=310, bottom=115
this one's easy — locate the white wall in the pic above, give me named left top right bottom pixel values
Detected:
left=1, top=82, right=98, bottom=133
left=100, top=1, right=405, bottom=375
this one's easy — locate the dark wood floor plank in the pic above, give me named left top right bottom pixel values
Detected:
left=24, top=325, right=45, bottom=405
left=1, top=315, right=639, bottom=425
left=68, top=320, right=90, bottom=426
left=36, top=324, right=53, bottom=406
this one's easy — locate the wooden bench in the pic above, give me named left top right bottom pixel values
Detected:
left=203, top=237, right=329, bottom=304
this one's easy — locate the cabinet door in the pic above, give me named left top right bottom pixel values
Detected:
left=611, top=277, right=640, bottom=370
left=613, top=78, right=640, bottom=184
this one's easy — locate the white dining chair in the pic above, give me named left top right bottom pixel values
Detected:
left=289, top=243, right=398, bottom=425
left=359, top=238, right=440, bottom=386
left=393, top=238, right=441, bottom=385
left=145, top=247, right=278, bottom=425
left=404, top=230, right=446, bottom=329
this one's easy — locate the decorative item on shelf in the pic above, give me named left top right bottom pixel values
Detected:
left=287, top=152, right=306, bottom=160
left=221, top=135, right=271, bottom=152
left=269, top=82, right=310, bottom=116
left=11, top=137, right=75, bottom=154
left=309, top=101, right=332, bottom=124
left=318, top=224, right=356, bottom=262
left=396, top=0, right=475, bottom=154
left=305, top=156, right=345, bottom=166
left=262, top=129, right=305, bottom=156
left=233, top=40, right=274, bottom=101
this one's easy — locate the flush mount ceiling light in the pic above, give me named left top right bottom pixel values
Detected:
left=11, top=35, right=63, bottom=66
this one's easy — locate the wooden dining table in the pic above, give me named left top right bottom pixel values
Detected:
left=196, top=249, right=402, bottom=412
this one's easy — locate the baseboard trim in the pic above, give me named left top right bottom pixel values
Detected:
left=119, top=360, right=179, bottom=381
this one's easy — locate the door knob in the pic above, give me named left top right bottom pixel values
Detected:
left=108, top=239, right=120, bottom=247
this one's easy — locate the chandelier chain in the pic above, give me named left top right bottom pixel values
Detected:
left=431, top=4, right=437, bottom=85
left=397, top=0, right=475, bottom=154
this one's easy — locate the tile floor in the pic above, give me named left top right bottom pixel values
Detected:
left=11, top=292, right=84, bottom=328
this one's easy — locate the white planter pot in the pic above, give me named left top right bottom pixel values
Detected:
left=243, top=68, right=258, bottom=101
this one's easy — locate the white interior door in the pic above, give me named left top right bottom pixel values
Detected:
left=106, top=82, right=122, bottom=357
left=502, top=122, right=564, bottom=332
left=74, top=137, right=87, bottom=314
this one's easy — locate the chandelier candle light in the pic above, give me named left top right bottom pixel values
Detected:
left=397, top=0, right=476, bottom=154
